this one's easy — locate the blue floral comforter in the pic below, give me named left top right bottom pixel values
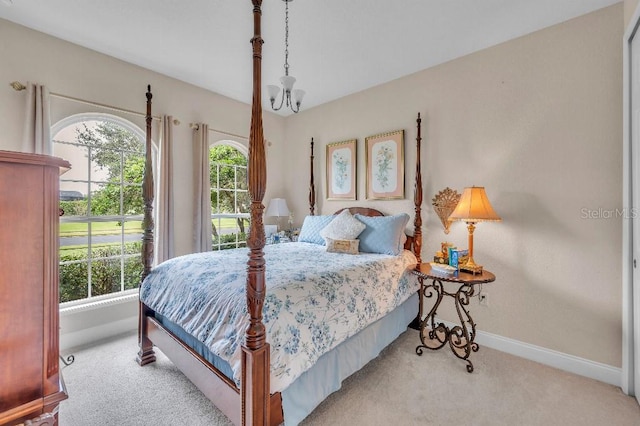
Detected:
left=140, top=241, right=418, bottom=393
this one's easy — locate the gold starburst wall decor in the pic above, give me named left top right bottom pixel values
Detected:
left=432, top=187, right=461, bottom=234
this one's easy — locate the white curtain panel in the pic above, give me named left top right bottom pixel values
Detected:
left=21, top=83, right=52, bottom=155
left=156, top=115, right=175, bottom=264
left=193, top=123, right=213, bottom=252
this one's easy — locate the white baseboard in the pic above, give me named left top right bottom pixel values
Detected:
left=60, top=315, right=137, bottom=352
left=437, top=318, right=621, bottom=387
left=58, top=312, right=622, bottom=388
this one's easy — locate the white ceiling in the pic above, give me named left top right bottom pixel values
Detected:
left=0, top=0, right=620, bottom=116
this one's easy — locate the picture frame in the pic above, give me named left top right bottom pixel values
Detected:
left=365, top=129, right=404, bottom=200
left=326, top=139, right=357, bottom=200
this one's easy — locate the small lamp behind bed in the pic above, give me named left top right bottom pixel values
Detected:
left=266, top=198, right=290, bottom=232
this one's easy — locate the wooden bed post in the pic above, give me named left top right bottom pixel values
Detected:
left=141, top=85, right=155, bottom=281
left=309, top=138, right=316, bottom=215
left=242, top=1, right=270, bottom=425
left=414, top=113, right=423, bottom=264
left=137, top=85, right=156, bottom=366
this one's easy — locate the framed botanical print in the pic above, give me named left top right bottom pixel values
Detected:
left=326, top=139, right=357, bottom=200
left=365, top=130, right=404, bottom=200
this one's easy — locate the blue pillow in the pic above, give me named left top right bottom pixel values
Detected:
left=354, top=213, right=410, bottom=255
left=298, top=215, right=336, bottom=245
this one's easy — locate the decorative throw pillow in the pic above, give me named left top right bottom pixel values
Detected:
left=400, top=232, right=408, bottom=249
left=320, top=209, right=366, bottom=242
left=354, top=213, right=410, bottom=255
left=298, top=215, right=336, bottom=245
left=325, top=237, right=359, bottom=254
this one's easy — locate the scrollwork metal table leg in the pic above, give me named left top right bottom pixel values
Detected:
left=416, top=278, right=448, bottom=355
left=59, top=354, right=75, bottom=368
left=413, top=266, right=494, bottom=373
left=415, top=278, right=480, bottom=373
left=449, top=283, right=478, bottom=373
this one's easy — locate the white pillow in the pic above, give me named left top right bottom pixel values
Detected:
left=320, top=209, right=366, bottom=241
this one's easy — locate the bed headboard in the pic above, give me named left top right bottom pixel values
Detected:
left=334, top=207, right=384, bottom=217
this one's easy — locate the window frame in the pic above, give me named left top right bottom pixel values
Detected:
left=53, top=113, right=154, bottom=307
left=209, top=138, right=249, bottom=251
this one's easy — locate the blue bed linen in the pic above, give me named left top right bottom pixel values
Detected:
left=281, top=292, right=418, bottom=425
left=153, top=293, right=418, bottom=426
left=140, top=242, right=418, bottom=394
left=154, top=312, right=235, bottom=380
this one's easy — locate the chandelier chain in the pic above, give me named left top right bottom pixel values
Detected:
left=269, top=0, right=303, bottom=113
left=284, top=0, right=289, bottom=76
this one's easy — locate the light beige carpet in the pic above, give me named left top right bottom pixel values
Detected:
left=59, top=329, right=640, bottom=425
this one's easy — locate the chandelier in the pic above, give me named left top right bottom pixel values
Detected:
left=267, top=0, right=305, bottom=113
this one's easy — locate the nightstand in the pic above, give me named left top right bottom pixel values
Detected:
left=266, top=234, right=292, bottom=244
left=412, top=263, right=496, bottom=373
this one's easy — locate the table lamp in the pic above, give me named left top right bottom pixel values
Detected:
left=265, top=198, right=290, bottom=232
left=448, top=186, right=501, bottom=274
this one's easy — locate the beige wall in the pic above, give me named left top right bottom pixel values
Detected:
left=0, top=18, right=287, bottom=258
left=626, top=0, right=640, bottom=27
left=284, top=4, right=623, bottom=367
left=0, top=4, right=626, bottom=367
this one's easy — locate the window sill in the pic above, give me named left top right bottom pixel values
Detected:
left=60, top=290, right=138, bottom=316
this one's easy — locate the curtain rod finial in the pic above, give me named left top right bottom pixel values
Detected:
left=10, top=81, right=26, bottom=91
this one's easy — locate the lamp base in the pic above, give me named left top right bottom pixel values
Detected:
left=459, top=258, right=483, bottom=275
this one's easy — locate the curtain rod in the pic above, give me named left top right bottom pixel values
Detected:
left=189, top=123, right=272, bottom=147
left=189, top=122, right=248, bottom=141
left=9, top=81, right=173, bottom=123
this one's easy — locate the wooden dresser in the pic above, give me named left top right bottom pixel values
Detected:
left=0, top=151, right=70, bottom=425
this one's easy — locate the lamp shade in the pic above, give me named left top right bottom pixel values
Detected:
left=280, top=75, right=296, bottom=92
left=292, top=89, right=305, bottom=104
left=267, top=85, right=281, bottom=101
left=449, top=187, right=501, bottom=222
left=265, top=198, right=290, bottom=217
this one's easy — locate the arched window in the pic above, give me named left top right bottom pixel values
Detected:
left=53, top=113, right=153, bottom=304
left=209, top=139, right=249, bottom=250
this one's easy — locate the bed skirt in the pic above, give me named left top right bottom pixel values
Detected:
left=154, top=292, right=418, bottom=425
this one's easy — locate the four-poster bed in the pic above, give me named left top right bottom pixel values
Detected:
left=137, top=2, right=424, bottom=425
